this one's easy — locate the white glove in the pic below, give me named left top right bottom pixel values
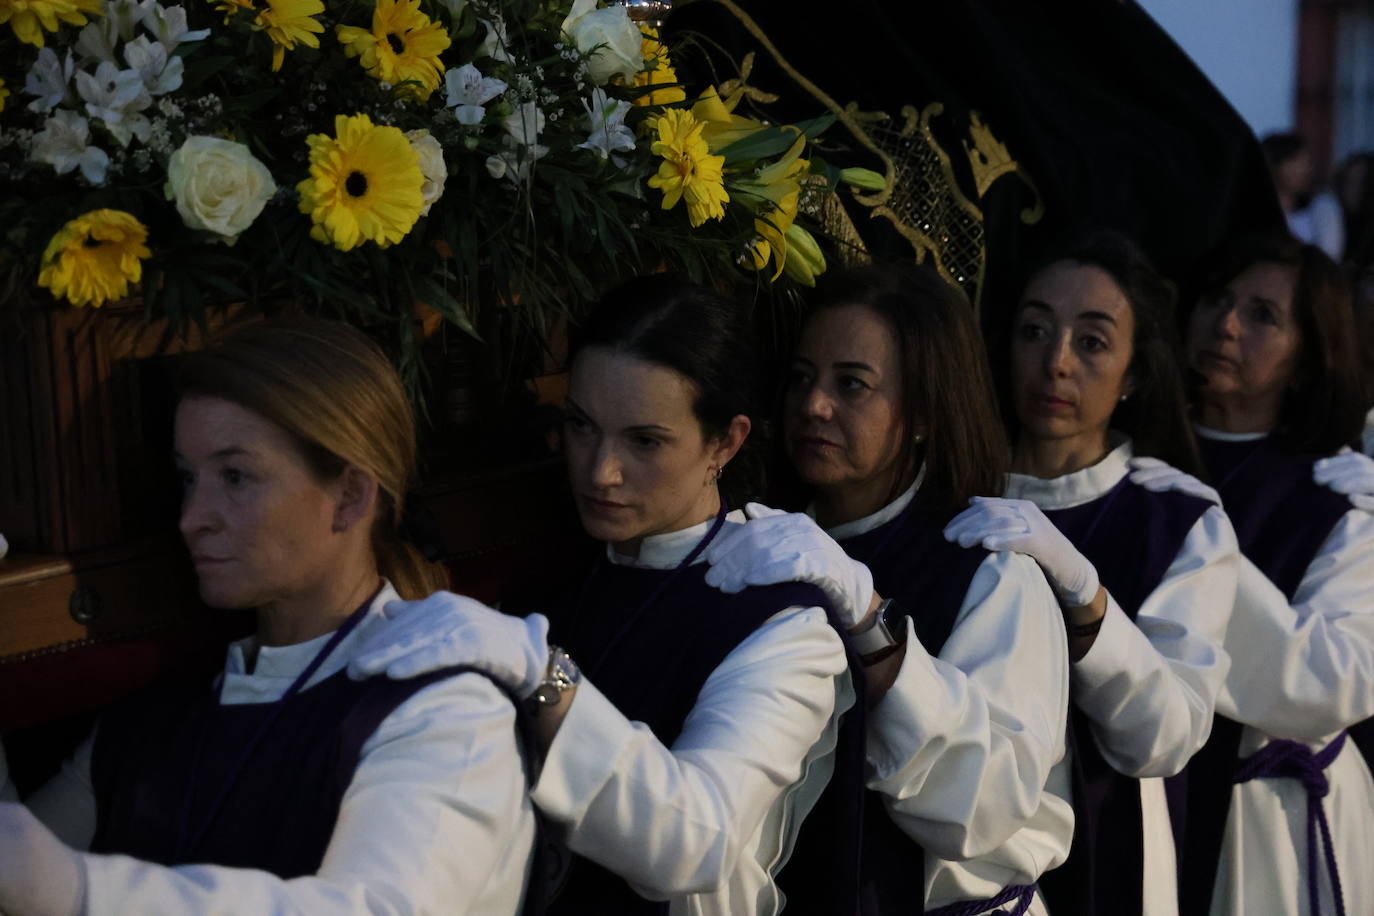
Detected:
left=1314, top=451, right=1374, bottom=511
left=943, top=496, right=1100, bottom=607
left=1128, top=456, right=1221, bottom=504
left=703, top=502, right=874, bottom=629
left=348, top=591, right=550, bottom=697
left=0, top=802, right=85, bottom=916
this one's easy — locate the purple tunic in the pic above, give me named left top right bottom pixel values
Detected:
left=539, top=558, right=836, bottom=915
left=90, top=665, right=500, bottom=876
left=1174, top=435, right=1356, bottom=916
left=1034, top=479, right=1214, bottom=916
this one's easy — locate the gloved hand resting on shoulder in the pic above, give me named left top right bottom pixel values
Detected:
left=348, top=591, right=550, bottom=695
left=703, top=502, right=875, bottom=631
left=943, top=496, right=1100, bottom=608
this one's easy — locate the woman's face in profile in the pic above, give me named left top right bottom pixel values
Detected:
left=563, top=347, right=732, bottom=554
left=1186, top=260, right=1302, bottom=410
left=175, top=396, right=342, bottom=609
left=1010, top=261, right=1135, bottom=449
left=783, top=304, right=907, bottom=497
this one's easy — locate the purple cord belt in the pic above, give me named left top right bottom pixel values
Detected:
left=1233, top=731, right=1348, bottom=916
left=923, top=883, right=1036, bottom=916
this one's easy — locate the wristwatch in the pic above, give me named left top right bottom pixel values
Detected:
left=528, top=646, right=581, bottom=711
left=849, top=597, right=909, bottom=662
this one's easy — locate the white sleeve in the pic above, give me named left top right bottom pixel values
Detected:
left=865, top=552, right=1069, bottom=861
left=80, top=672, right=536, bottom=916
left=530, top=605, right=847, bottom=898
left=24, top=731, right=99, bottom=848
left=1219, top=508, right=1374, bottom=740
left=1072, top=505, right=1238, bottom=777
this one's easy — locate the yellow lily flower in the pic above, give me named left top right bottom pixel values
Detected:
left=781, top=223, right=826, bottom=287
left=690, top=85, right=766, bottom=153
left=734, top=133, right=806, bottom=278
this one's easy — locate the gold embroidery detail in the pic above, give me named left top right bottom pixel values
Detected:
left=964, top=111, right=1044, bottom=224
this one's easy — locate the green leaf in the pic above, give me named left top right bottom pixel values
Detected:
left=715, top=114, right=837, bottom=165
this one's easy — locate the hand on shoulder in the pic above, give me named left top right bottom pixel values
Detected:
left=1313, top=450, right=1374, bottom=511
left=1127, top=456, right=1220, bottom=505
left=703, top=502, right=874, bottom=629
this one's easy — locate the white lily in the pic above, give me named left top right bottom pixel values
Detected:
left=124, top=35, right=183, bottom=95
left=24, top=48, right=76, bottom=114
left=32, top=110, right=111, bottom=184
left=444, top=63, right=506, bottom=126
left=76, top=60, right=154, bottom=146
left=576, top=88, right=634, bottom=161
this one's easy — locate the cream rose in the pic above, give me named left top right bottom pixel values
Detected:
left=164, top=136, right=275, bottom=244
left=406, top=129, right=449, bottom=216
left=560, top=0, right=642, bottom=86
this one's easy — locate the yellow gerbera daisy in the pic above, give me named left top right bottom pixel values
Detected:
left=297, top=113, right=425, bottom=251
left=1, top=0, right=103, bottom=48
left=633, top=26, right=685, bottom=107
left=38, top=209, right=151, bottom=308
left=255, top=0, right=324, bottom=71
left=647, top=109, right=728, bottom=227
left=336, top=0, right=449, bottom=100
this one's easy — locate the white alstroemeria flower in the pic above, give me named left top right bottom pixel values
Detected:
left=476, top=17, right=512, bottom=63
left=488, top=104, right=547, bottom=184
left=32, top=110, right=111, bottom=184
left=104, top=0, right=143, bottom=41
left=124, top=35, right=183, bottom=94
left=75, top=16, right=121, bottom=64
left=76, top=60, right=154, bottom=146
left=436, top=0, right=466, bottom=20
left=503, top=101, right=545, bottom=148
left=136, top=0, right=209, bottom=51
left=24, top=48, right=77, bottom=114
left=405, top=128, right=448, bottom=216
left=560, top=0, right=641, bottom=85
left=484, top=153, right=508, bottom=180
left=576, top=88, right=634, bottom=161
left=443, top=63, right=506, bottom=126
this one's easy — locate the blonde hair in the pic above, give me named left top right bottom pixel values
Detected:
left=177, top=318, right=448, bottom=599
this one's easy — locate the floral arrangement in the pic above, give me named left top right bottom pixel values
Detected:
left=0, top=0, right=878, bottom=384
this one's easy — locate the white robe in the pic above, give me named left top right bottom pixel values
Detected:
left=529, top=509, right=854, bottom=916
left=23, top=582, right=537, bottom=915
left=1005, top=438, right=1239, bottom=916
left=1194, top=427, right=1374, bottom=916
left=825, top=481, right=1074, bottom=915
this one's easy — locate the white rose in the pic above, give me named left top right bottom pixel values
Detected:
left=164, top=136, right=275, bottom=244
left=406, top=129, right=448, bottom=216
left=560, top=0, right=642, bottom=86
